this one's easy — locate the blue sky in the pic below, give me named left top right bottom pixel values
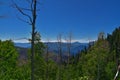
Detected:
left=0, top=0, right=120, bottom=42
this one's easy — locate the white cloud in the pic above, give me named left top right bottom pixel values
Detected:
left=72, top=39, right=96, bottom=43
left=41, top=38, right=96, bottom=43
left=13, top=39, right=30, bottom=43
left=13, top=38, right=96, bottom=43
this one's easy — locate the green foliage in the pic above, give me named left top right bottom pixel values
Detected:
left=72, top=76, right=89, bottom=80
left=107, top=27, right=120, bottom=64
left=13, top=63, right=31, bottom=80
left=1, top=27, right=120, bottom=80
left=79, top=76, right=89, bottom=80
left=46, top=60, right=58, bottom=80
left=33, top=33, right=46, bottom=79
left=105, top=61, right=116, bottom=80
left=0, top=40, right=31, bottom=79
left=0, top=40, right=18, bottom=79
left=78, top=39, right=110, bottom=80
left=34, top=56, right=46, bottom=79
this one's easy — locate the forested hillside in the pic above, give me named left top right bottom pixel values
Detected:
left=0, top=27, right=120, bottom=80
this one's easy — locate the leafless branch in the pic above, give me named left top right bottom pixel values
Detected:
left=21, top=8, right=32, bottom=11
left=31, top=0, right=34, bottom=14
left=13, top=37, right=29, bottom=40
left=21, top=7, right=40, bottom=11
left=16, top=15, right=32, bottom=25
left=57, top=34, right=62, bottom=63
left=12, top=0, right=39, bottom=79
left=12, top=1, right=33, bottom=24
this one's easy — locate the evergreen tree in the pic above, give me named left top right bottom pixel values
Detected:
left=0, top=40, right=18, bottom=79
left=107, top=27, right=120, bottom=66
left=78, top=36, right=109, bottom=80
left=33, top=32, right=46, bottom=79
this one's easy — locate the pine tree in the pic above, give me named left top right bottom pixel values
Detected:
left=0, top=40, right=18, bottom=79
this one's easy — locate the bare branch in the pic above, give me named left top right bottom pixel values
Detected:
left=12, top=0, right=39, bottom=79
left=13, top=37, right=29, bottom=40
left=21, top=8, right=32, bottom=11
left=12, top=1, right=33, bottom=23
left=21, top=7, right=40, bottom=11
left=16, top=15, right=32, bottom=25
left=31, top=0, right=34, bottom=14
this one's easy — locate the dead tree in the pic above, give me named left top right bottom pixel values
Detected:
left=114, top=65, right=120, bottom=80
left=45, top=38, right=50, bottom=80
left=57, top=34, right=63, bottom=65
left=12, top=0, right=39, bottom=80
left=57, top=34, right=62, bottom=80
left=65, top=32, right=73, bottom=65
left=65, top=32, right=73, bottom=80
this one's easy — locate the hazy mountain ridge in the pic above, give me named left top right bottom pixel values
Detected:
left=14, top=42, right=88, bottom=54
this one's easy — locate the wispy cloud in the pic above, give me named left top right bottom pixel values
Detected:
left=41, top=38, right=96, bottom=43
left=13, top=39, right=29, bottom=43
left=13, top=38, right=96, bottom=43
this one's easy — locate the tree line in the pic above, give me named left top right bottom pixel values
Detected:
left=0, top=27, right=120, bottom=80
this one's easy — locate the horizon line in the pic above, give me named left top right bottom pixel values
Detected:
left=13, top=39, right=96, bottom=43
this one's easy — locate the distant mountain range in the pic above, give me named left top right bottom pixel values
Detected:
left=14, top=42, right=89, bottom=55
left=15, top=43, right=31, bottom=48
left=44, top=42, right=89, bottom=54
